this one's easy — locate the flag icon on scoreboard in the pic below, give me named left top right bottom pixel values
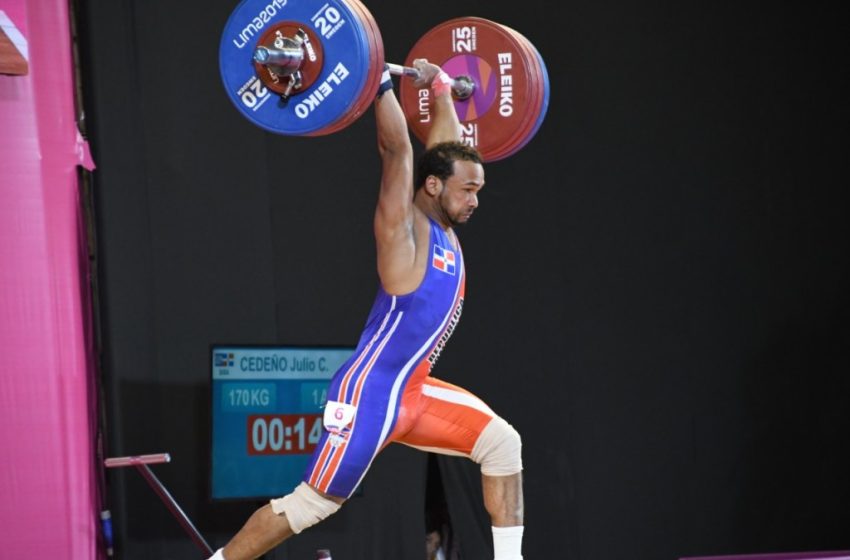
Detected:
left=432, top=245, right=456, bottom=275
left=215, top=352, right=234, bottom=367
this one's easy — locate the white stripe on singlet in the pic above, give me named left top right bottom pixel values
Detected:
left=421, top=383, right=495, bottom=416
left=347, top=268, right=466, bottom=495
left=310, top=297, right=398, bottom=489
left=319, top=310, right=405, bottom=490
left=336, top=296, right=397, bottom=401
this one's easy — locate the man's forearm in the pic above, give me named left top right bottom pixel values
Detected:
left=376, top=91, right=412, bottom=158
left=409, top=61, right=461, bottom=148
left=374, top=88, right=413, bottom=224
left=426, top=88, right=462, bottom=147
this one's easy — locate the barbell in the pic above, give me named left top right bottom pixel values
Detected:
left=218, top=0, right=549, bottom=161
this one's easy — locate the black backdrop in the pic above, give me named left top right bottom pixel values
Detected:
left=76, top=0, right=849, bottom=559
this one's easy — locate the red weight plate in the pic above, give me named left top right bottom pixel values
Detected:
left=506, top=36, right=549, bottom=157
left=311, top=0, right=383, bottom=136
left=487, top=24, right=544, bottom=160
left=355, top=0, right=384, bottom=107
left=398, top=17, right=536, bottom=161
left=306, top=0, right=369, bottom=134
left=308, top=0, right=377, bottom=135
left=480, top=27, right=536, bottom=160
left=495, top=25, right=548, bottom=159
left=340, top=0, right=383, bottom=129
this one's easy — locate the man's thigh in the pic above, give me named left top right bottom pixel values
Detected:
left=393, top=377, right=496, bottom=456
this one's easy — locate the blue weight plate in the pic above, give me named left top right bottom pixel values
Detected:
left=219, top=0, right=372, bottom=135
left=530, top=45, right=550, bottom=143
left=307, top=0, right=383, bottom=136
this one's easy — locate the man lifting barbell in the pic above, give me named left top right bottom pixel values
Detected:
left=207, top=58, right=525, bottom=560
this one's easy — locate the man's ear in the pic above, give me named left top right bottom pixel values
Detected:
left=425, top=175, right=442, bottom=196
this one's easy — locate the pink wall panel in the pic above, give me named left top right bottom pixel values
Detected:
left=0, top=0, right=97, bottom=558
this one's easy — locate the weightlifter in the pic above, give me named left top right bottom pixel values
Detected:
left=208, top=59, right=524, bottom=560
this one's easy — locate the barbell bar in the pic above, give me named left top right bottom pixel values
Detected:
left=386, top=63, right=475, bottom=100
left=219, top=0, right=548, bottom=159
left=250, top=54, right=476, bottom=101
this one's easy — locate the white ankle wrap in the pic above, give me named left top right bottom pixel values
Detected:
left=270, top=482, right=341, bottom=534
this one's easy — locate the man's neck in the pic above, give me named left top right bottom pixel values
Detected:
left=414, top=191, right=451, bottom=231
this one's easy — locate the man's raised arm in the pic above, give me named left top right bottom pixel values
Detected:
left=373, top=66, right=418, bottom=288
left=374, top=67, right=414, bottom=232
left=410, top=59, right=462, bottom=147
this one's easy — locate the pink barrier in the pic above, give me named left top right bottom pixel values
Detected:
left=0, top=0, right=98, bottom=558
left=681, top=552, right=850, bottom=560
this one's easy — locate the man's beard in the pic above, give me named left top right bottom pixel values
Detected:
left=440, top=194, right=471, bottom=227
left=449, top=214, right=469, bottom=227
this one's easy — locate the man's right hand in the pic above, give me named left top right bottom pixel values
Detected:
left=411, top=58, right=443, bottom=88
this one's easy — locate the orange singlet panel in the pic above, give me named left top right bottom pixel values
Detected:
left=389, top=376, right=495, bottom=456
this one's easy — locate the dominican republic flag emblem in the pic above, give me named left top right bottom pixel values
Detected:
left=432, top=245, right=457, bottom=275
left=214, top=352, right=234, bottom=367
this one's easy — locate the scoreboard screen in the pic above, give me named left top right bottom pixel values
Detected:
left=210, top=345, right=352, bottom=500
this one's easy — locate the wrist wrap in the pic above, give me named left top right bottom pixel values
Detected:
left=432, top=71, right=452, bottom=97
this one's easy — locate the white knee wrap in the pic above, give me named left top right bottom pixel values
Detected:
left=471, top=416, right=523, bottom=476
left=269, top=482, right=341, bottom=534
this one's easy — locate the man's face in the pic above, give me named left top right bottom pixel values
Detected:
left=438, top=160, right=485, bottom=226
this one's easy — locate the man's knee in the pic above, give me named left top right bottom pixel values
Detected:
left=471, top=416, right=523, bottom=476
left=269, top=482, right=342, bottom=534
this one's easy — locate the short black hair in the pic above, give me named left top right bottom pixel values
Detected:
left=415, top=141, right=483, bottom=189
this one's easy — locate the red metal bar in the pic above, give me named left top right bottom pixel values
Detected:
left=104, top=453, right=171, bottom=468
left=105, top=453, right=213, bottom=556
